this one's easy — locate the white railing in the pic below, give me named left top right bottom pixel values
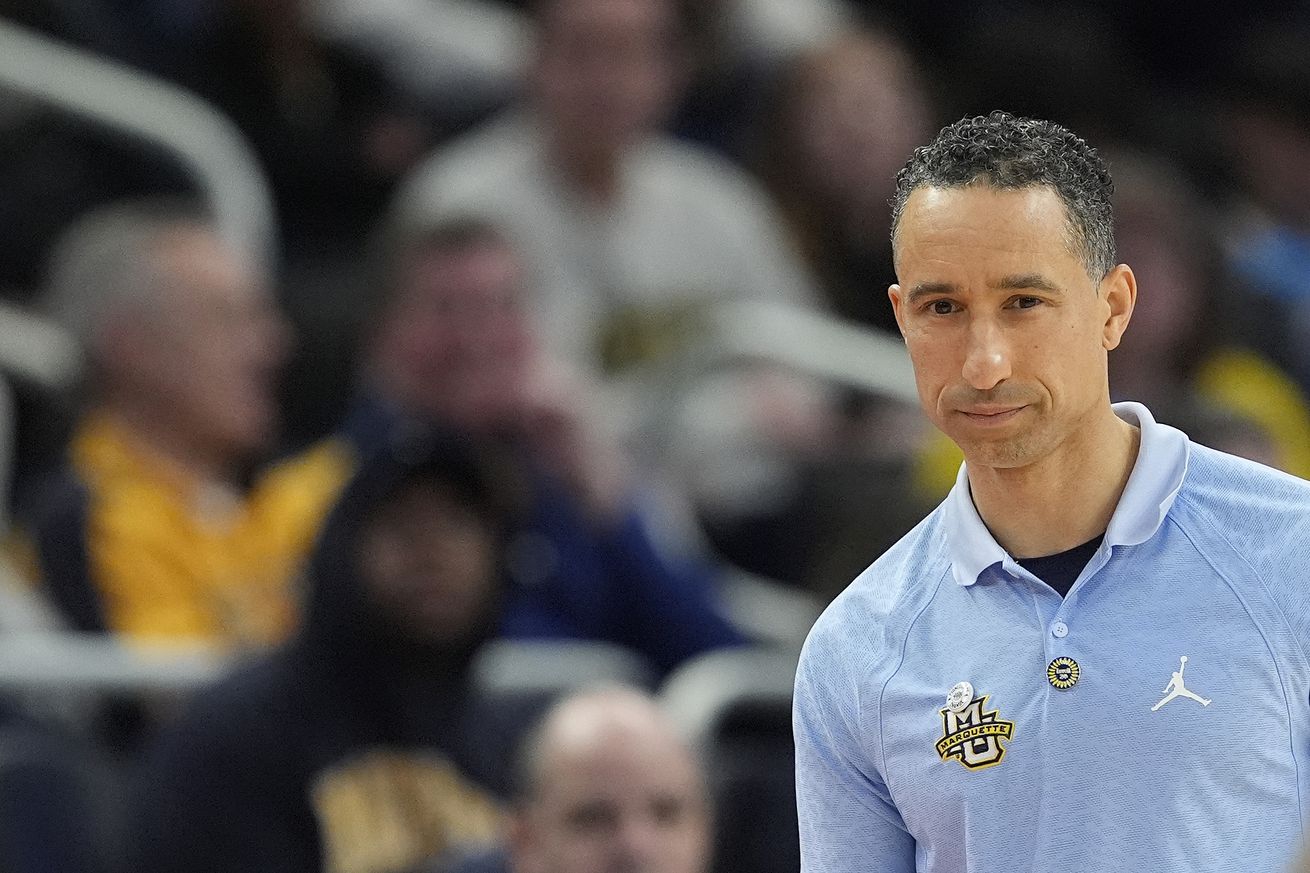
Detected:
left=707, top=300, right=917, bottom=403
left=0, top=18, right=277, bottom=269
left=0, top=632, right=228, bottom=695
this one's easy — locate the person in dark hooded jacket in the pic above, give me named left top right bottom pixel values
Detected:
left=126, top=425, right=536, bottom=873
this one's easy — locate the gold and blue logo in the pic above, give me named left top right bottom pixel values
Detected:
left=936, top=693, right=1015, bottom=770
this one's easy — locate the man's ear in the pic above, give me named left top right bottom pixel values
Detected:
left=1100, top=264, right=1136, bottom=351
left=889, top=283, right=908, bottom=340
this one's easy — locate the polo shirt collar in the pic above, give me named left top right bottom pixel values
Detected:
left=944, top=402, right=1190, bottom=587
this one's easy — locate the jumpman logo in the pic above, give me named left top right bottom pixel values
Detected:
left=1151, top=656, right=1211, bottom=711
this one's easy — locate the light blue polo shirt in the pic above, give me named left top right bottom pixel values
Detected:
left=795, top=403, right=1310, bottom=872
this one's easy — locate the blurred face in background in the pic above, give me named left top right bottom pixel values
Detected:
left=108, top=227, right=288, bottom=464
left=1107, top=215, right=1201, bottom=378
left=374, top=239, right=536, bottom=434
left=1228, top=104, right=1310, bottom=230
left=787, top=34, right=931, bottom=227
left=530, top=0, right=684, bottom=165
left=512, top=694, right=710, bottom=873
left=1102, top=155, right=1210, bottom=395
left=357, top=481, right=500, bottom=647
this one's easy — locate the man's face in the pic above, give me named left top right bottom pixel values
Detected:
left=889, top=185, right=1133, bottom=470
left=514, top=720, right=710, bottom=873
left=357, top=482, right=499, bottom=646
left=531, top=0, right=682, bottom=161
left=378, top=242, right=535, bottom=433
left=125, top=229, right=287, bottom=460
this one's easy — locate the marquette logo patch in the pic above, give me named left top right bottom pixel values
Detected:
left=936, top=694, right=1015, bottom=770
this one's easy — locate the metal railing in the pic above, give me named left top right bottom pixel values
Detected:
left=707, top=300, right=917, bottom=403
left=0, top=18, right=277, bottom=269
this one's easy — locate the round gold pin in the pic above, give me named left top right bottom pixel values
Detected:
left=1047, top=656, right=1080, bottom=690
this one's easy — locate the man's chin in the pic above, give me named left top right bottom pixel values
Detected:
left=955, top=436, right=1042, bottom=472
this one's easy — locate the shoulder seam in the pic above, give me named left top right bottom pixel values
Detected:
left=878, top=561, right=951, bottom=810
left=1172, top=489, right=1309, bottom=666
left=1168, top=490, right=1305, bottom=825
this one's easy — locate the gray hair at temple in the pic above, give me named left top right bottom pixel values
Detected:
left=891, top=110, right=1116, bottom=282
left=40, top=198, right=217, bottom=355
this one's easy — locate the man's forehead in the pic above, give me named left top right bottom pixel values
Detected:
left=152, top=227, right=268, bottom=300
left=893, top=184, right=1084, bottom=269
left=901, top=183, right=1069, bottom=223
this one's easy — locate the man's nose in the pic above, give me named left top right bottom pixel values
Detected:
left=960, top=317, right=1011, bottom=391
left=611, top=814, right=663, bottom=872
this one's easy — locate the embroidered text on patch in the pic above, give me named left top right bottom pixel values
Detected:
left=936, top=694, right=1015, bottom=770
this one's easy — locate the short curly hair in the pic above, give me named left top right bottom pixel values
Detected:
left=891, top=111, right=1115, bottom=280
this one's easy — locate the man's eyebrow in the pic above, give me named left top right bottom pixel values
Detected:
left=905, top=274, right=1064, bottom=303
left=994, top=273, right=1063, bottom=294
left=906, top=281, right=956, bottom=303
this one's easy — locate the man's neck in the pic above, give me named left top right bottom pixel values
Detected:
left=101, top=401, right=232, bottom=489
left=966, top=406, right=1140, bottom=559
left=546, top=135, right=623, bottom=206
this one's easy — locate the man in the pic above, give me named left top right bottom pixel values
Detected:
left=793, top=111, right=1310, bottom=871
left=455, top=685, right=711, bottom=873
left=338, top=217, right=744, bottom=675
left=392, top=0, right=838, bottom=580
left=130, top=428, right=529, bottom=873
left=29, top=200, right=349, bottom=647
left=391, top=0, right=816, bottom=390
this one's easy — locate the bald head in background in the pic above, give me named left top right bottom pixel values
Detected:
left=510, top=686, right=710, bottom=873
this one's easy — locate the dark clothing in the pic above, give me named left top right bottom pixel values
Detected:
left=128, top=646, right=526, bottom=873
left=179, top=8, right=427, bottom=257
left=0, top=702, right=122, bottom=873
left=338, top=397, right=747, bottom=676
left=128, top=431, right=535, bottom=873
left=1017, top=535, right=1105, bottom=598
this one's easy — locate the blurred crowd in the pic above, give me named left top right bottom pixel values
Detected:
left=0, top=0, right=1309, bottom=871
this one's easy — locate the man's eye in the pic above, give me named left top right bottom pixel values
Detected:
left=930, top=300, right=955, bottom=315
left=1014, top=296, right=1041, bottom=309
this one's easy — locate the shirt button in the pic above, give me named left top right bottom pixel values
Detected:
left=1051, top=621, right=1069, bottom=638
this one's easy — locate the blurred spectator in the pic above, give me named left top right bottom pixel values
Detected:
left=729, top=24, right=936, bottom=594
left=128, top=429, right=531, bottom=873
left=392, top=0, right=818, bottom=402
left=24, top=200, right=349, bottom=647
left=334, top=217, right=745, bottom=675
left=179, top=0, right=438, bottom=259
left=391, top=0, right=845, bottom=587
left=663, top=0, right=852, bottom=159
left=1215, top=25, right=1310, bottom=392
left=310, top=0, right=528, bottom=113
left=415, top=0, right=852, bottom=159
left=759, top=25, right=934, bottom=334
left=167, top=0, right=457, bottom=443
left=1106, top=147, right=1310, bottom=478
left=449, top=684, right=710, bottom=873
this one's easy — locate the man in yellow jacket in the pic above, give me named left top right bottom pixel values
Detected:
left=27, top=200, right=350, bottom=649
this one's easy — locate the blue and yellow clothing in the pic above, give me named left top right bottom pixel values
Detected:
left=30, top=413, right=352, bottom=647
left=795, top=403, right=1310, bottom=872
left=32, top=396, right=743, bottom=673
left=328, top=396, right=745, bottom=676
